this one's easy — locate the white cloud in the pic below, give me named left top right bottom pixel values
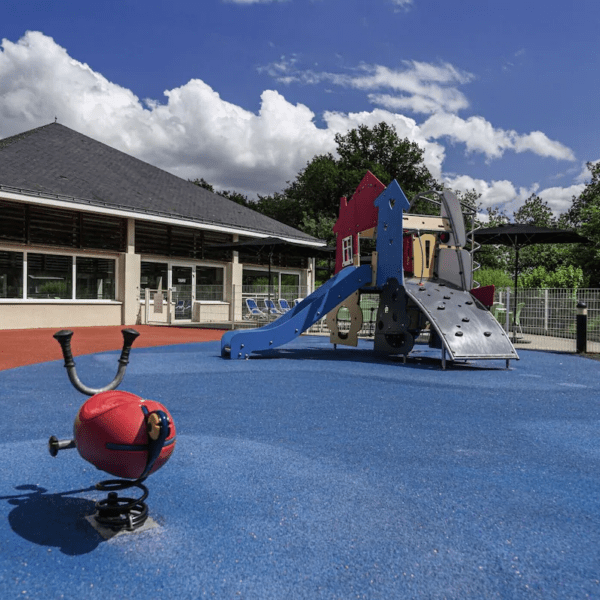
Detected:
left=391, top=0, right=414, bottom=10
left=223, top=0, right=288, bottom=4
left=263, top=57, right=575, bottom=164
left=0, top=31, right=581, bottom=213
left=538, top=184, right=585, bottom=215
left=514, top=131, right=576, bottom=161
left=444, top=174, right=544, bottom=218
left=421, top=113, right=575, bottom=162
left=267, top=60, right=473, bottom=115
left=446, top=174, right=584, bottom=219
left=0, top=32, right=334, bottom=197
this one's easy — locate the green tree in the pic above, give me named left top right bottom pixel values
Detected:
left=220, top=189, right=251, bottom=208
left=518, top=264, right=585, bottom=289
left=513, top=193, right=555, bottom=226
left=474, top=206, right=511, bottom=272
left=566, top=161, right=600, bottom=285
left=267, top=122, right=438, bottom=232
left=513, top=193, right=568, bottom=276
left=189, top=177, right=214, bottom=192
left=474, top=267, right=514, bottom=290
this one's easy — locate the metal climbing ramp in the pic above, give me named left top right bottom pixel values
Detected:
left=404, top=279, right=519, bottom=363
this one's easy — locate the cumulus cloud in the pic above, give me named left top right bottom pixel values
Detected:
left=444, top=174, right=539, bottom=216
left=0, top=31, right=334, bottom=197
left=262, top=56, right=575, bottom=164
left=0, top=31, right=580, bottom=213
left=538, top=184, right=585, bottom=215
left=421, top=113, right=575, bottom=162
left=445, top=174, right=584, bottom=219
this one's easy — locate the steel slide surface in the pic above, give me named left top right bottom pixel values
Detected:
left=404, top=279, right=519, bottom=361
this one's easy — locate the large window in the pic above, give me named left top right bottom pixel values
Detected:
left=76, top=257, right=115, bottom=299
left=140, top=262, right=168, bottom=292
left=27, top=253, right=73, bottom=299
left=196, top=266, right=224, bottom=300
left=0, top=250, right=116, bottom=300
left=0, top=251, right=24, bottom=298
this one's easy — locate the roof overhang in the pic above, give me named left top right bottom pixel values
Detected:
left=0, top=185, right=325, bottom=249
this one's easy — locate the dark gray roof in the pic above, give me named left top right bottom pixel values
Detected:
left=0, top=123, right=321, bottom=245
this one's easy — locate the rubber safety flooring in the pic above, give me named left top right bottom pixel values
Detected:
left=0, top=333, right=599, bottom=599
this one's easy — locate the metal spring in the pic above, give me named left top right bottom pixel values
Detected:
left=93, top=479, right=149, bottom=532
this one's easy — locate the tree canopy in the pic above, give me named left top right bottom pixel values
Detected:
left=192, top=123, right=600, bottom=289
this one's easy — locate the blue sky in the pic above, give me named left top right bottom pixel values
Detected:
left=1, top=0, right=599, bottom=218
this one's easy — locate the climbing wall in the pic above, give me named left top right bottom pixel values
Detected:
left=404, top=279, right=518, bottom=361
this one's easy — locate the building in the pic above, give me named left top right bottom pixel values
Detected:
left=0, top=123, right=324, bottom=329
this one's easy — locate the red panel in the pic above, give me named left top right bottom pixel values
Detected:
left=470, top=285, right=495, bottom=308
left=403, top=235, right=414, bottom=275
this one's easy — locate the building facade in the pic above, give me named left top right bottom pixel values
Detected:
left=0, top=123, right=324, bottom=329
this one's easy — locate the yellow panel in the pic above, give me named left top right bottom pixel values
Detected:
left=403, top=215, right=450, bottom=232
left=412, top=233, right=437, bottom=280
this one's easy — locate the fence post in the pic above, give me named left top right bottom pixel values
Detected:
left=544, top=289, right=549, bottom=333
left=231, top=285, right=236, bottom=327
left=144, top=288, right=150, bottom=325
left=505, top=288, right=511, bottom=334
left=167, top=289, right=173, bottom=325
left=576, top=301, right=587, bottom=354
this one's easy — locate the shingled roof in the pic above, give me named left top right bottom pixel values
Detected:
left=0, top=123, right=322, bottom=245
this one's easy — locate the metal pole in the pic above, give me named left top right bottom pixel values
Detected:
left=576, top=301, right=587, bottom=354
left=513, top=246, right=519, bottom=343
left=505, top=288, right=511, bottom=334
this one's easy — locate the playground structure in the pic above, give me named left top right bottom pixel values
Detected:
left=221, top=172, right=518, bottom=368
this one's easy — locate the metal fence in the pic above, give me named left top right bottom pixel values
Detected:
left=143, top=284, right=600, bottom=353
left=495, top=288, right=600, bottom=352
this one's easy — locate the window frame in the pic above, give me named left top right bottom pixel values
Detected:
left=0, top=246, right=119, bottom=303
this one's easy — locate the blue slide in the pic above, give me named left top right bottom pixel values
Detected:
left=221, top=264, right=372, bottom=359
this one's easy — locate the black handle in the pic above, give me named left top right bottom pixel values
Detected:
left=48, top=435, right=76, bottom=457
left=53, top=330, right=76, bottom=369
left=118, top=329, right=140, bottom=366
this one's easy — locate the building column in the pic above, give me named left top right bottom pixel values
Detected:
left=120, top=218, right=141, bottom=325
left=226, top=234, right=243, bottom=322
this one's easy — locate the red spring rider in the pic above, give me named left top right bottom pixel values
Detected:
left=48, top=329, right=176, bottom=533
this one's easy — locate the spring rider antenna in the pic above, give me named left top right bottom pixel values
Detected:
left=48, top=329, right=176, bottom=536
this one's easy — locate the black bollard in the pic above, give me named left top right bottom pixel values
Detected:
left=576, top=301, right=587, bottom=354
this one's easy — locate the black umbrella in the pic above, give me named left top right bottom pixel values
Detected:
left=476, top=224, right=587, bottom=339
left=207, top=237, right=333, bottom=312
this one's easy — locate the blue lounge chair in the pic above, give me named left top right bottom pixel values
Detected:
left=245, top=298, right=266, bottom=319
left=278, top=299, right=292, bottom=312
left=264, top=299, right=283, bottom=315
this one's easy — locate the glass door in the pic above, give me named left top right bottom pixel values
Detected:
left=171, top=265, right=193, bottom=320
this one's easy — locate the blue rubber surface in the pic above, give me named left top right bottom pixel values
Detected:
left=1, top=337, right=599, bottom=599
